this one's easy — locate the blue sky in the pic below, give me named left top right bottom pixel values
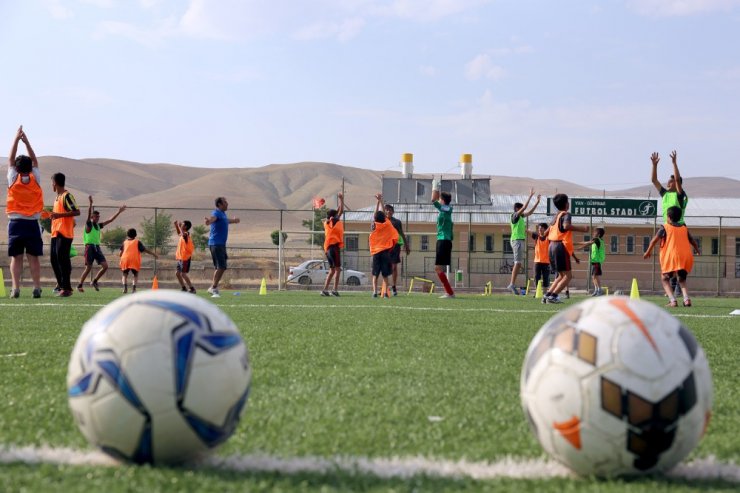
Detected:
left=2, top=0, right=740, bottom=189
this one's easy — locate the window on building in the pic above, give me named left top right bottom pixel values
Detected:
left=736, top=237, right=740, bottom=256
left=485, top=234, right=494, bottom=253
left=711, top=237, right=720, bottom=256
left=503, top=234, right=513, bottom=254
left=345, top=234, right=358, bottom=252
left=626, top=235, right=635, bottom=254
left=610, top=235, right=619, bottom=254
left=469, top=233, right=476, bottom=252
left=643, top=235, right=651, bottom=253
left=583, top=234, right=591, bottom=253
left=421, top=235, right=429, bottom=252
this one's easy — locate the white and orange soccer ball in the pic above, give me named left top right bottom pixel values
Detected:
left=521, top=297, right=712, bottom=476
left=67, top=291, right=251, bottom=464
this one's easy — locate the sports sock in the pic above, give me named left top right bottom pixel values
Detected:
left=437, top=272, right=454, bottom=295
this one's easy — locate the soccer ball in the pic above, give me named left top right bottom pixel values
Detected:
left=521, top=297, right=712, bottom=476
left=67, top=290, right=251, bottom=464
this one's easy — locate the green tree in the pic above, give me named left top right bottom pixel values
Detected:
left=141, top=211, right=173, bottom=255
left=39, top=206, right=53, bottom=234
left=101, top=226, right=127, bottom=253
left=271, top=230, right=288, bottom=246
left=191, top=224, right=209, bottom=251
left=301, top=206, right=326, bottom=246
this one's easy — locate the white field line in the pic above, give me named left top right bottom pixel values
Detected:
left=0, top=302, right=736, bottom=319
left=0, top=352, right=27, bottom=358
left=1, top=445, right=738, bottom=483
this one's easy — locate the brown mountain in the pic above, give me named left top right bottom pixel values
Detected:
left=3, top=157, right=738, bottom=210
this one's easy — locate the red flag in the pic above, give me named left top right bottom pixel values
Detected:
left=312, top=197, right=325, bottom=208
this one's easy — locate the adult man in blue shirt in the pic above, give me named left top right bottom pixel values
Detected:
left=204, top=197, right=240, bottom=298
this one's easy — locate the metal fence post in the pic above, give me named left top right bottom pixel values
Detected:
left=717, top=216, right=723, bottom=296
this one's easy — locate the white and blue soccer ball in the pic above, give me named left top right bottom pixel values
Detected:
left=521, top=297, right=712, bottom=477
left=67, top=290, right=251, bottom=464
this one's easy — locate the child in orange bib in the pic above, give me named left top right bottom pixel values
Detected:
left=119, top=228, right=158, bottom=294
left=644, top=206, right=700, bottom=307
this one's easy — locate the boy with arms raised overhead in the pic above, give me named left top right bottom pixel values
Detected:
left=651, top=150, right=688, bottom=296
left=6, top=126, right=44, bottom=298
left=321, top=192, right=344, bottom=297
left=174, top=220, right=196, bottom=293
left=78, top=195, right=126, bottom=292
left=431, top=181, right=455, bottom=298
left=543, top=193, right=589, bottom=304
left=643, top=206, right=700, bottom=307
left=507, top=189, right=540, bottom=295
left=369, top=194, right=398, bottom=297
left=384, top=203, right=410, bottom=296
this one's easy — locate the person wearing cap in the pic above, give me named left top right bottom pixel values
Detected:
left=77, top=195, right=126, bottom=292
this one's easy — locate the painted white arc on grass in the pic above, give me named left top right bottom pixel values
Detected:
left=0, top=445, right=738, bottom=483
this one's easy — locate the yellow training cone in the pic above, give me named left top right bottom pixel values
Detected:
left=0, top=267, right=6, bottom=298
left=630, top=278, right=640, bottom=299
left=152, top=276, right=159, bottom=290
left=535, top=280, right=544, bottom=299
left=259, top=277, right=267, bottom=295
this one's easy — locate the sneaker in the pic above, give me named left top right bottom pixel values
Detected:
left=11, top=288, right=20, bottom=299
left=181, top=286, right=188, bottom=292
left=683, top=298, right=692, bottom=307
left=439, top=293, right=456, bottom=298
left=58, top=290, right=73, bottom=297
left=541, top=296, right=548, bottom=304
left=207, top=287, right=220, bottom=298
left=507, top=284, right=519, bottom=295
left=320, top=290, right=330, bottom=297
left=590, top=290, right=599, bottom=297
left=188, top=286, right=196, bottom=294
left=565, top=291, right=570, bottom=299
left=383, top=292, right=390, bottom=298
left=331, top=291, right=340, bottom=297
left=77, top=284, right=85, bottom=293
left=53, top=286, right=61, bottom=294
left=373, top=292, right=378, bottom=298
left=392, top=286, right=397, bottom=296
left=92, top=280, right=100, bottom=291
left=666, top=300, right=678, bottom=308
left=548, top=296, right=563, bottom=304
left=132, top=285, right=137, bottom=293
left=122, top=285, right=128, bottom=294
left=32, top=288, right=42, bottom=299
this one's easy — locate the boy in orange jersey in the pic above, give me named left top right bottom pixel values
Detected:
left=530, top=223, right=550, bottom=297
left=369, top=193, right=398, bottom=298
left=643, top=206, right=700, bottom=307
left=543, top=193, right=589, bottom=304
left=119, top=228, right=158, bottom=294
left=321, top=192, right=344, bottom=297
left=6, top=126, right=44, bottom=299
left=50, top=172, right=80, bottom=297
left=174, top=220, right=196, bottom=293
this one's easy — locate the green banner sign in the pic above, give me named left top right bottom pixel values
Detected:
left=547, top=198, right=658, bottom=218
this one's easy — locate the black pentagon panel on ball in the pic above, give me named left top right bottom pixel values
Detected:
left=677, top=325, right=699, bottom=360
left=678, top=373, right=698, bottom=415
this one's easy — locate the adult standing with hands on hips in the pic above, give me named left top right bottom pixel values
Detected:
left=204, top=197, right=239, bottom=298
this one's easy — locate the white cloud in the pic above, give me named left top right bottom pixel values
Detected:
left=626, top=0, right=740, bottom=16
left=373, top=0, right=493, bottom=22
left=94, top=17, right=177, bottom=46
left=45, top=0, right=73, bottom=19
left=419, top=65, right=438, bottom=77
left=294, top=17, right=366, bottom=42
left=465, top=54, right=506, bottom=81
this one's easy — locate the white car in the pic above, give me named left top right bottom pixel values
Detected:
left=287, top=260, right=368, bottom=286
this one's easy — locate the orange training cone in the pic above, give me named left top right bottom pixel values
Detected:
left=152, top=276, right=159, bottom=290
